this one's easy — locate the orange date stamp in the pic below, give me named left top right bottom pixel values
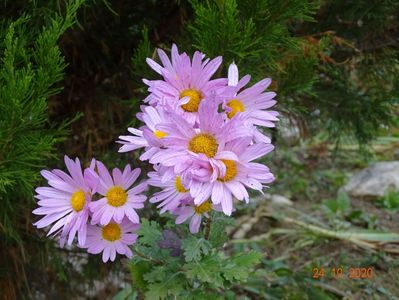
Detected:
left=312, top=267, right=374, bottom=279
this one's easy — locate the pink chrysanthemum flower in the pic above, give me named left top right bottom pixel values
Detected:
left=90, top=161, right=147, bottom=225
left=222, top=62, right=279, bottom=143
left=174, top=200, right=222, bottom=233
left=117, top=106, right=170, bottom=160
left=82, top=219, right=139, bottom=262
left=33, top=156, right=97, bottom=247
left=144, top=44, right=227, bottom=124
left=147, top=166, right=191, bottom=213
left=191, top=137, right=275, bottom=216
left=150, top=98, right=250, bottom=177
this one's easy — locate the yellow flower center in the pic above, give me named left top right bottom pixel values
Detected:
left=188, top=133, right=218, bottom=158
left=106, top=186, right=127, bottom=207
left=180, top=89, right=203, bottom=112
left=226, top=99, right=245, bottom=118
left=218, top=160, right=238, bottom=182
left=175, top=176, right=188, bottom=193
left=154, top=130, right=168, bottom=139
left=101, top=223, right=121, bottom=241
left=194, top=200, right=213, bottom=214
left=70, top=190, right=86, bottom=212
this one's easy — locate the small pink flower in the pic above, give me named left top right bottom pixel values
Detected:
left=150, top=98, right=251, bottom=176
left=222, top=62, right=279, bottom=143
left=144, top=44, right=227, bottom=124
left=33, top=156, right=96, bottom=247
left=174, top=200, right=222, bottom=234
left=117, top=106, right=170, bottom=160
left=147, top=166, right=191, bottom=213
left=82, top=219, right=139, bottom=262
left=89, top=161, right=147, bottom=225
left=191, top=138, right=275, bottom=216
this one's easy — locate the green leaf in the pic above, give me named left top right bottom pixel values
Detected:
left=208, top=214, right=234, bottom=247
left=144, top=273, right=184, bottom=300
left=185, top=254, right=224, bottom=287
left=232, top=251, right=263, bottom=267
left=112, top=284, right=137, bottom=300
left=323, top=191, right=350, bottom=215
left=323, top=199, right=338, bottom=214
left=129, top=260, right=152, bottom=291
left=336, top=191, right=350, bottom=213
left=347, top=210, right=363, bottom=220
left=222, top=251, right=262, bottom=282
left=179, top=290, right=225, bottom=300
left=144, top=282, right=169, bottom=300
left=379, top=189, right=399, bottom=210
left=143, top=265, right=168, bottom=283
left=306, top=286, right=335, bottom=300
left=138, top=218, right=162, bottom=246
left=182, top=236, right=211, bottom=262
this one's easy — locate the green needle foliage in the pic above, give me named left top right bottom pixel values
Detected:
left=0, top=0, right=84, bottom=297
left=187, top=0, right=321, bottom=107
left=312, top=0, right=399, bottom=147
left=181, top=0, right=398, bottom=147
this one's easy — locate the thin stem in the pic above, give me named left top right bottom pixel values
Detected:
left=204, top=216, right=212, bottom=240
left=133, top=248, right=164, bottom=265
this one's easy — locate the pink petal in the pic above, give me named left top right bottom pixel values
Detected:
left=125, top=208, right=140, bottom=224
left=175, top=207, right=194, bottom=224
left=220, top=185, right=233, bottom=216
left=112, top=168, right=123, bottom=186
left=100, top=209, right=114, bottom=225
left=110, top=247, right=117, bottom=262
left=189, top=214, right=202, bottom=233
left=102, top=246, right=110, bottom=262
left=146, top=58, right=163, bottom=75
left=96, top=161, right=114, bottom=187
left=228, top=62, right=238, bottom=86
left=122, top=167, right=141, bottom=190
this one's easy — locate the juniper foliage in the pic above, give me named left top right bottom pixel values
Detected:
left=180, top=0, right=397, bottom=147
left=0, top=0, right=84, bottom=296
left=311, top=0, right=399, bottom=146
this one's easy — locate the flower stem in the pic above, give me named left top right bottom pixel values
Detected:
left=133, top=248, right=164, bottom=265
left=204, top=216, right=212, bottom=240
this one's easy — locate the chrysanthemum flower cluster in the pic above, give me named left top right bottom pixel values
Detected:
left=33, top=157, right=146, bottom=262
left=33, top=45, right=278, bottom=262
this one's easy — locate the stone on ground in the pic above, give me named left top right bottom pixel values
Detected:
left=341, top=161, right=399, bottom=199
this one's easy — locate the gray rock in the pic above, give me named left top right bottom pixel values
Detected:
left=253, top=193, right=293, bottom=206
left=341, top=161, right=399, bottom=199
left=267, top=194, right=294, bottom=206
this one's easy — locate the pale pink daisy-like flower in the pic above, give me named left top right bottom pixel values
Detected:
left=173, top=200, right=222, bottom=234
left=177, top=157, right=213, bottom=190
left=150, top=98, right=251, bottom=177
left=191, top=137, right=275, bottom=216
left=147, top=166, right=191, bottom=213
left=33, top=156, right=97, bottom=247
left=222, top=62, right=279, bottom=143
left=82, top=219, right=139, bottom=262
left=117, top=106, right=169, bottom=160
left=89, top=161, right=147, bottom=225
left=144, top=44, right=227, bottom=124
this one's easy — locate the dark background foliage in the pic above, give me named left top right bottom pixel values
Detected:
left=0, top=0, right=398, bottom=298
